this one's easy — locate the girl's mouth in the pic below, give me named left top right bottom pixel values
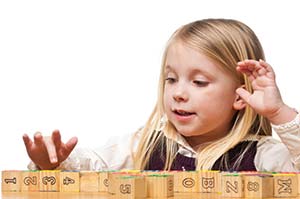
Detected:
left=173, top=109, right=196, bottom=116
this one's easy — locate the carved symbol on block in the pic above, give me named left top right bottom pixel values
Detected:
left=24, top=176, right=37, bottom=185
left=202, top=177, right=215, bottom=189
left=4, top=177, right=16, bottom=184
left=182, top=178, right=195, bottom=188
left=63, top=177, right=75, bottom=185
left=247, top=182, right=259, bottom=192
left=42, top=176, right=56, bottom=185
left=120, top=184, right=131, bottom=194
left=278, top=179, right=292, bottom=194
left=168, top=179, right=174, bottom=191
left=226, top=181, right=238, bottom=193
left=103, top=179, right=109, bottom=187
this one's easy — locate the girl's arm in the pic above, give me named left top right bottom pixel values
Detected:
left=24, top=130, right=139, bottom=171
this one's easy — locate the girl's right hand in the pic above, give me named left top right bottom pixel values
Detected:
left=22, top=130, right=78, bottom=170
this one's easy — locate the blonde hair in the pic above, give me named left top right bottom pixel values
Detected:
left=134, top=18, right=271, bottom=171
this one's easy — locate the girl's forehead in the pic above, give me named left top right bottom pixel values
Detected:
left=165, top=42, right=220, bottom=72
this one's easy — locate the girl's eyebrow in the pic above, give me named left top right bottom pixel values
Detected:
left=165, top=65, right=214, bottom=79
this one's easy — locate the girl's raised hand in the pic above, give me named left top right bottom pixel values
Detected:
left=23, top=130, right=78, bottom=170
left=236, top=59, right=297, bottom=124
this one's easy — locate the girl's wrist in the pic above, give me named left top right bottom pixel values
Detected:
left=268, top=104, right=298, bottom=125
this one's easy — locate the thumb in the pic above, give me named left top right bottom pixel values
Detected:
left=236, top=87, right=251, bottom=104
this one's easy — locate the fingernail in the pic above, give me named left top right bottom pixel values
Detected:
left=51, top=157, right=57, bottom=163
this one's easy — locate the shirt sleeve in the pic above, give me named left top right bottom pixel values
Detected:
left=27, top=131, right=141, bottom=171
left=255, top=113, right=300, bottom=171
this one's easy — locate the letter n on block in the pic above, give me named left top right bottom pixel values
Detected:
left=221, top=173, right=244, bottom=198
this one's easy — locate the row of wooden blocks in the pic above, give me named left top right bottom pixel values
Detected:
left=1, top=170, right=300, bottom=198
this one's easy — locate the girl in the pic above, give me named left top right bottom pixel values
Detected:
left=23, top=18, right=300, bottom=172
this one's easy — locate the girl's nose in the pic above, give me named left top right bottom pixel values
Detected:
left=173, top=84, right=188, bottom=102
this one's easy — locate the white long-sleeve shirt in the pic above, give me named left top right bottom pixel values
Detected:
left=29, top=114, right=300, bottom=172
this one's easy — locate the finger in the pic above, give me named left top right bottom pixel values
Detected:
left=52, top=130, right=62, bottom=149
left=64, top=137, right=78, bottom=155
left=257, top=67, right=267, bottom=76
left=44, top=137, right=58, bottom=164
left=33, top=132, right=44, bottom=146
left=23, top=134, right=33, bottom=151
left=238, top=60, right=266, bottom=76
left=236, top=87, right=251, bottom=104
left=259, top=59, right=274, bottom=73
left=237, top=60, right=258, bottom=71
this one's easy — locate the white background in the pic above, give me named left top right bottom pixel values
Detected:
left=0, top=0, right=299, bottom=172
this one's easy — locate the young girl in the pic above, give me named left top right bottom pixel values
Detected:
left=23, top=18, right=300, bottom=172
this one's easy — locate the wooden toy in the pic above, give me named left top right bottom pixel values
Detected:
left=21, top=170, right=39, bottom=192
left=80, top=171, right=99, bottom=192
left=1, top=170, right=21, bottom=192
left=60, top=171, right=80, bottom=192
left=39, top=170, right=60, bottom=192
left=244, top=174, right=273, bottom=198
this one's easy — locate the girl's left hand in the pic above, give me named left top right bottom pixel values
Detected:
left=236, top=59, right=297, bottom=124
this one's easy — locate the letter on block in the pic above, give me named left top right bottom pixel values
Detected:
left=273, top=173, right=298, bottom=198
left=221, top=173, right=244, bottom=198
left=199, top=170, right=220, bottom=193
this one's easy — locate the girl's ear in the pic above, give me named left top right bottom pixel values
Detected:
left=233, top=85, right=247, bottom=110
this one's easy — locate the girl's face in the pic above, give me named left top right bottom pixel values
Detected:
left=163, top=41, right=241, bottom=147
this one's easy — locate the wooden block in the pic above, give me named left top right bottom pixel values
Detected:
left=297, top=173, right=300, bottom=195
left=39, top=170, right=60, bottom=192
left=60, top=171, right=80, bottom=192
left=99, top=171, right=109, bottom=192
left=21, top=170, right=39, bottom=192
left=273, top=173, right=298, bottom=197
left=1, top=170, right=21, bottom=192
left=116, top=176, right=146, bottom=199
left=173, top=171, right=198, bottom=193
left=244, top=174, right=273, bottom=198
left=221, top=173, right=244, bottom=198
left=108, top=172, right=130, bottom=194
left=80, top=171, right=99, bottom=192
left=199, top=170, right=220, bottom=193
left=146, top=174, right=174, bottom=198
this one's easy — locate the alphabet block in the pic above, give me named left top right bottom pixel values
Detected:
left=273, top=173, right=298, bottom=197
left=21, top=170, right=39, bottom=192
left=146, top=174, right=174, bottom=198
left=244, top=174, right=273, bottom=198
left=221, top=173, right=244, bottom=198
left=60, top=171, right=80, bottom=192
left=39, top=170, right=60, bottom=192
left=173, top=171, right=198, bottom=193
left=79, top=171, right=99, bottom=192
left=1, top=170, right=21, bottom=192
left=116, top=176, right=146, bottom=199
left=199, top=170, right=220, bottom=193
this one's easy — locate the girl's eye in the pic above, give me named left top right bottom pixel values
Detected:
left=193, top=80, right=208, bottom=86
left=165, top=77, right=176, bottom=84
